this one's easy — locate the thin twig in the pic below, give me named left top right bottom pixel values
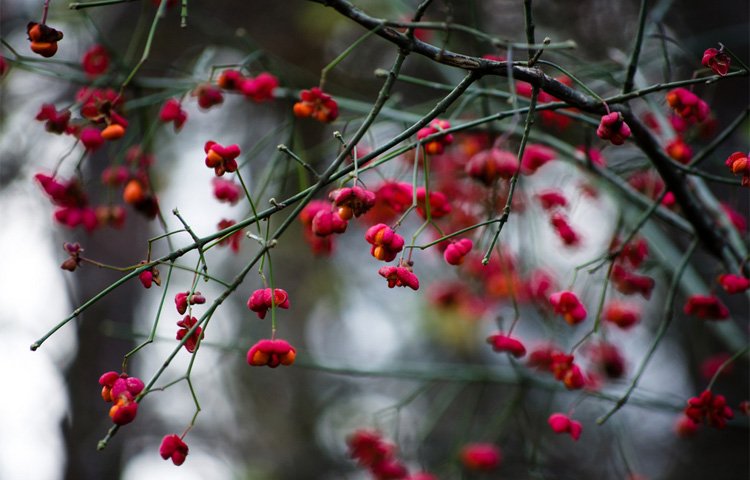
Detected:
left=69, top=0, right=137, bottom=9
left=277, top=144, right=320, bottom=179
left=523, top=0, right=536, bottom=61
left=172, top=209, right=208, bottom=275
left=482, top=86, right=538, bottom=264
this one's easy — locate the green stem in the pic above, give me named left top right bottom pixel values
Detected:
left=172, top=209, right=208, bottom=275
left=319, top=24, right=383, bottom=91
left=571, top=261, right=615, bottom=353
left=410, top=217, right=499, bottom=250
left=706, top=345, right=749, bottom=391
left=267, top=251, right=277, bottom=336
left=235, top=169, right=263, bottom=239
left=536, top=59, right=607, bottom=105
left=119, top=0, right=168, bottom=94
left=482, top=86, right=538, bottom=264
left=69, top=0, right=137, bottom=9
left=666, top=160, right=741, bottom=185
left=156, top=261, right=231, bottom=288
left=277, top=144, right=320, bottom=179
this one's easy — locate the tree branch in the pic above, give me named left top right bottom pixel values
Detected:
left=309, top=0, right=748, bottom=270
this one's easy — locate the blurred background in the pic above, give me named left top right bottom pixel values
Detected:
left=1, top=0, right=748, bottom=479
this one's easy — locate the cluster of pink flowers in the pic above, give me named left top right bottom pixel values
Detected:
left=666, top=88, right=710, bottom=124
left=487, top=332, right=526, bottom=358
left=77, top=87, right=129, bottom=145
left=159, top=99, right=188, bottom=132
left=298, top=186, right=378, bottom=255
left=516, top=76, right=575, bottom=130
left=466, top=148, right=518, bottom=185
left=415, top=187, right=451, bottom=219
left=443, top=238, right=473, bottom=265
left=522, top=144, right=557, bottom=174
left=159, top=434, right=189, bottom=466
left=34, top=91, right=162, bottom=229
left=29, top=28, right=748, bottom=471
left=204, top=141, right=240, bottom=176
left=586, top=342, right=626, bottom=379
left=366, top=223, right=405, bottom=262
left=60, top=242, right=84, bottom=271
left=548, top=413, right=582, bottom=440
left=684, top=390, right=734, bottom=429
left=725, top=151, right=749, bottom=187
left=35, top=173, right=98, bottom=231
left=189, top=69, right=278, bottom=110
left=684, top=294, right=730, bottom=320
left=379, top=261, right=420, bottom=290
left=702, top=47, right=731, bottom=76
left=550, top=212, right=580, bottom=246
left=366, top=181, right=413, bottom=224
left=138, top=263, right=161, bottom=289
left=99, top=371, right=144, bottom=425
left=247, top=288, right=290, bottom=319
left=603, top=301, right=641, bottom=329
left=417, top=119, right=454, bottom=155
left=528, top=346, right=586, bottom=390
left=246, top=339, right=297, bottom=367
left=175, top=316, right=204, bottom=353
left=718, top=273, right=750, bottom=294
left=536, top=190, right=567, bottom=210
left=550, top=290, right=587, bottom=325
left=245, top=286, right=297, bottom=368
left=347, top=429, right=437, bottom=479
left=330, top=185, right=377, bottom=220
left=27, top=22, right=63, bottom=57
left=597, top=112, right=631, bottom=145
left=299, top=200, right=336, bottom=255
left=459, top=443, right=502, bottom=472
left=609, top=236, right=656, bottom=297
left=173, top=288, right=208, bottom=354
left=293, top=87, right=339, bottom=123
left=217, top=69, right=279, bottom=102
left=81, top=44, right=110, bottom=78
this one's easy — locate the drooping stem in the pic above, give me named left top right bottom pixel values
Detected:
left=41, top=0, right=52, bottom=24
left=277, top=144, right=320, bottom=179
left=319, top=24, right=383, bottom=91
left=706, top=345, right=749, bottom=391
left=118, top=0, right=168, bottom=95
left=482, top=86, right=539, bottom=264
